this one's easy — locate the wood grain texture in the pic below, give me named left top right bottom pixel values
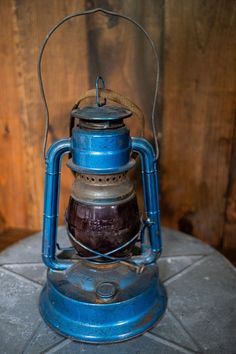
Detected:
left=84, top=0, right=164, bottom=211
left=0, top=0, right=89, bottom=230
left=85, top=0, right=164, bottom=136
left=160, top=0, right=236, bottom=246
left=0, top=0, right=28, bottom=232
left=223, top=115, right=236, bottom=256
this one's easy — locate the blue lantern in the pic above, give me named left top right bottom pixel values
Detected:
left=38, top=8, right=167, bottom=343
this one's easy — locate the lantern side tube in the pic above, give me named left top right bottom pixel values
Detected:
left=42, top=138, right=73, bottom=271
left=131, top=137, right=161, bottom=265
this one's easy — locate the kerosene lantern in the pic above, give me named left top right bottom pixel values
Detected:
left=38, top=8, right=167, bottom=343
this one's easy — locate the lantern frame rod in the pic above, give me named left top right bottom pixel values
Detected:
left=37, top=7, right=160, bottom=159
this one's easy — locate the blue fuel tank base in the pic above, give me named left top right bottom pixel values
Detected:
left=39, top=261, right=167, bottom=343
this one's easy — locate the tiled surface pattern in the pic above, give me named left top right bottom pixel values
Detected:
left=0, top=227, right=235, bottom=354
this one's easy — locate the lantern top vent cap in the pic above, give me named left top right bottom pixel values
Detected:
left=71, top=105, right=132, bottom=121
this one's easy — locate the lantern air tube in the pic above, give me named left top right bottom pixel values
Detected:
left=131, top=137, right=162, bottom=255
left=42, top=138, right=73, bottom=270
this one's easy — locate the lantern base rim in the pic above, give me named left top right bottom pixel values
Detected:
left=39, top=263, right=167, bottom=343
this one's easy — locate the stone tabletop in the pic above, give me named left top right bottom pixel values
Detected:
left=0, top=227, right=236, bottom=354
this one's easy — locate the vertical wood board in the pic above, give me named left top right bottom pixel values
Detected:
left=160, top=0, right=236, bottom=245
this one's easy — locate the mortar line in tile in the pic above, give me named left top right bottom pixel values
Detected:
left=2, top=265, right=46, bottom=286
left=164, top=256, right=207, bottom=286
left=21, top=319, right=43, bottom=354
left=150, top=307, right=198, bottom=351
left=43, top=339, right=72, bottom=353
left=38, top=338, right=66, bottom=354
left=0, top=261, right=43, bottom=266
left=167, top=308, right=203, bottom=352
left=0, top=266, right=42, bottom=288
left=220, top=256, right=236, bottom=274
left=2, top=263, right=43, bottom=269
left=162, top=255, right=207, bottom=283
left=159, top=255, right=203, bottom=261
left=144, top=332, right=197, bottom=354
left=160, top=252, right=213, bottom=259
left=148, top=333, right=198, bottom=354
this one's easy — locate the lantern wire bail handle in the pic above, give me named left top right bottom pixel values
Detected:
left=95, top=76, right=106, bottom=107
left=37, top=8, right=160, bottom=160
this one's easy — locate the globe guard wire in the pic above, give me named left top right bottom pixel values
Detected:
left=37, top=7, right=160, bottom=160
left=66, top=226, right=140, bottom=261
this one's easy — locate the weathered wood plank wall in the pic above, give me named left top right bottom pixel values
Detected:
left=0, top=0, right=235, bottom=255
left=0, top=0, right=89, bottom=231
left=161, top=0, right=236, bottom=249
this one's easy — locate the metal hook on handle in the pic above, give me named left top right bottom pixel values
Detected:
left=95, top=76, right=106, bottom=107
left=38, top=7, right=160, bottom=159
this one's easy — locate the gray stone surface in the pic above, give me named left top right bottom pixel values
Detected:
left=158, top=255, right=203, bottom=282
left=150, top=309, right=199, bottom=352
left=0, top=268, right=42, bottom=354
left=46, top=334, right=185, bottom=354
left=167, top=253, right=236, bottom=353
left=23, top=320, right=64, bottom=354
left=3, top=263, right=47, bottom=285
left=161, top=228, right=214, bottom=257
left=0, top=227, right=235, bottom=354
left=0, top=227, right=67, bottom=265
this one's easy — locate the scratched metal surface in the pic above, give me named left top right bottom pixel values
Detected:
left=0, top=227, right=236, bottom=354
